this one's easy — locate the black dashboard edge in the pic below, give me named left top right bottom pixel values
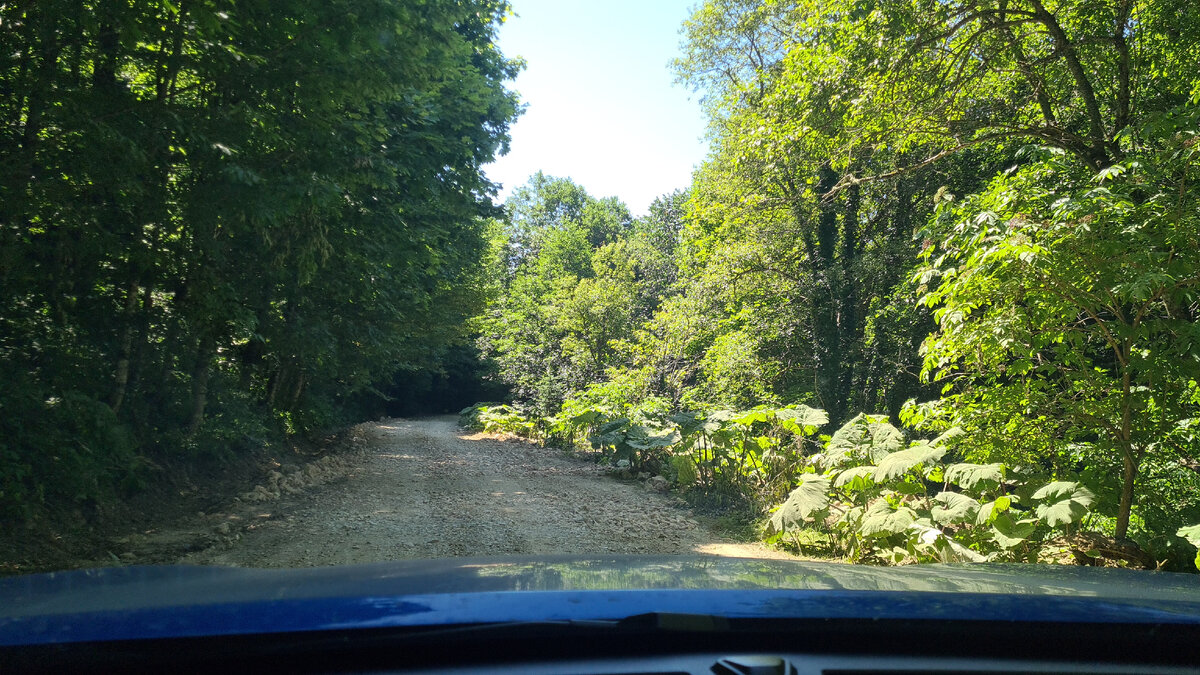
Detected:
left=3, top=617, right=1200, bottom=674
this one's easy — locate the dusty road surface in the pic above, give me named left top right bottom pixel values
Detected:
left=181, top=417, right=790, bottom=567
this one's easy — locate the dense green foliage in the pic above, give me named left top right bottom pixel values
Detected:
left=0, top=0, right=519, bottom=518
left=460, top=400, right=1152, bottom=565
left=474, top=174, right=677, bottom=414
left=472, top=0, right=1200, bottom=569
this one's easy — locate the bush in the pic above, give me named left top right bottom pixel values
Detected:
left=458, top=403, right=542, bottom=439
left=0, top=390, right=144, bottom=520
left=463, top=395, right=1198, bottom=570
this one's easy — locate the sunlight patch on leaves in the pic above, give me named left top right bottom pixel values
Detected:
left=859, top=499, right=919, bottom=538
left=943, top=462, right=1004, bottom=489
left=768, top=474, right=831, bottom=534
left=1032, top=481, right=1095, bottom=527
left=873, top=443, right=946, bottom=481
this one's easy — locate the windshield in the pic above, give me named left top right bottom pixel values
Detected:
left=1, top=0, right=1198, bottom=587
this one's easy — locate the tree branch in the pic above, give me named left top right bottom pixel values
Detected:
left=1029, top=0, right=1110, bottom=166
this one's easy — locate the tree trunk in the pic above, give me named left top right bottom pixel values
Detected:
left=289, top=372, right=306, bottom=408
left=128, top=275, right=156, bottom=411
left=837, top=182, right=863, bottom=413
left=267, top=365, right=289, bottom=408
left=157, top=312, right=181, bottom=393
left=1029, top=0, right=1110, bottom=167
left=187, top=337, right=216, bottom=436
left=109, top=278, right=139, bottom=414
left=1115, top=450, right=1136, bottom=541
left=807, top=164, right=848, bottom=424
left=6, top=9, right=62, bottom=232
left=1114, top=364, right=1136, bottom=540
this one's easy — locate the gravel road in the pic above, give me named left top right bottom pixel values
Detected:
left=180, top=417, right=788, bottom=567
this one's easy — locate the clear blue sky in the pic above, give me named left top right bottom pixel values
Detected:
left=483, top=0, right=708, bottom=216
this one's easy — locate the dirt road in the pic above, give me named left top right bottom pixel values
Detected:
left=180, top=417, right=789, bottom=567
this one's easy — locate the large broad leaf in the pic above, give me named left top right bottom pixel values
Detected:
left=932, top=426, right=965, bottom=446
left=731, top=409, right=773, bottom=426
left=623, top=424, right=681, bottom=450
left=768, top=475, right=831, bottom=534
left=596, top=417, right=630, bottom=435
left=833, top=465, right=877, bottom=491
left=1179, top=524, right=1200, bottom=572
left=976, top=495, right=1015, bottom=525
left=654, top=428, right=683, bottom=447
left=873, top=443, right=946, bottom=481
left=911, top=522, right=987, bottom=562
left=589, top=417, right=630, bottom=450
left=671, top=411, right=722, bottom=438
left=1032, top=481, right=1095, bottom=527
left=821, top=413, right=906, bottom=468
left=943, top=462, right=1005, bottom=489
left=709, top=428, right=737, bottom=450
left=941, top=536, right=987, bottom=563
left=669, top=411, right=703, bottom=432
left=568, top=410, right=603, bottom=426
left=859, top=499, right=918, bottom=538
left=931, top=491, right=980, bottom=526
left=776, top=406, right=828, bottom=436
left=1178, top=523, right=1200, bottom=547
left=991, top=513, right=1038, bottom=548
left=892, top=479, right=926, bottom=496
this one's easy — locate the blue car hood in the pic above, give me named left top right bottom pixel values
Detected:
left=2, top=556, right=1199, bottom=645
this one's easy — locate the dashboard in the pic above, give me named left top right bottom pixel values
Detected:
left=6, top=615, right=1198, bottom=674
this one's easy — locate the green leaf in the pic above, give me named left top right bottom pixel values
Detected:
left=943, top=537, right=988, bottom=563
left=873, top=443, right=946, bottom=481
left=731, top=409, right=772, bottom=426
left=589, top=417, right=630, bottom=450
left=834, top=465, right=877, bottom=491
left=931, top=491, right=980, bottom=526
left=991, top=513, right=1037, bottom=548
left=1177, top=523, right=1200, bottom=547
left=669, top=411, right=703, bottom=428
left=769, top=474, right=832, bottom=533
left=1032, top=481, right=1094, bottom=527
left=776, top=405, right=829, bottom=435
left=821, top=413, right=905, bottom=468
left=1095, top=163, right=1126, bottom=183
left=932, top=426, right=965, bottom=446
left=623, top=424, right=680, bottom=450
left=569, top=410, right=603, bottom=426
left=910, top=523, right=987, bottom=562
left=860, top=498, right=918, bottom=538
left=893, top=479, right=926, bottom=496
left=596, top=418, right=630, bottom=435
left=976, top=495, right=1014, bottom=525
left=706, top=410, right=738, bottom=423
left=943, top=462, right=1005, bottom=489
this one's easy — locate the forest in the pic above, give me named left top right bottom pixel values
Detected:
left=2, top=0, right=1200, bottom=570
left=0, top=0, right=518, bottom=520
